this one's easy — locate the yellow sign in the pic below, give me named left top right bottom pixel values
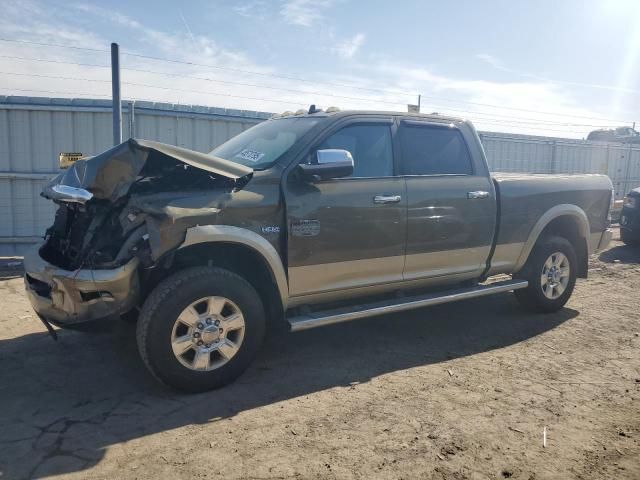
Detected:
left=59, top=152, right=84, bottom=169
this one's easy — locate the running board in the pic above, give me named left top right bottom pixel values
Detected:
left=288, top=279, right=528, bottom=332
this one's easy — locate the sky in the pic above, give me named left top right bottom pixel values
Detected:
left=1, top=0, right=639, bottom=138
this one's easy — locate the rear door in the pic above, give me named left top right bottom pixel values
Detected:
left=284, top=118, right=407, bottom=298
left=398, top=120, right=496, bottom=281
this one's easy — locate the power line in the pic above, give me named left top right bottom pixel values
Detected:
left=0, top=70, right=410, bottom=107
left=418, top=93, right=632, bottom=124
left=2, top=39, right=634, bottom=125
left=0, top=37, right=416, bottom=97
left=120, top=82, right=319, bottom=107
left=475, top=119, right=589, bottom=135
left=0, top=37, right=109, bottom=53
left=419, top=104, right=622, bottom=128
left=0, top=69, right=624, bottom=129
left=0, top=85, right=309, bottom=108
left=0, top=87, right=112, bottom=98
left=0, top=54, right=110, bottom=69
left=0, top=75, right=618, bottom=132
left=0, top=49, right=629, bottom=126
left=0, top=71, right=110, bottom=84
left=118, top=50, right=638, bottom=123
left=0, top=86, right=592, bottom=135
left=120, top=67, right=409, bottom=106
left=120, top=52, right=418, bottom=98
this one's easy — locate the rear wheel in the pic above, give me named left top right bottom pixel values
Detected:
left=136, top=267, right=265, bottom=392
left=514, top=236, right=577, bottom=313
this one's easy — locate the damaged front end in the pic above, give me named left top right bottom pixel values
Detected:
left=25, top=138, right=253, bottom=328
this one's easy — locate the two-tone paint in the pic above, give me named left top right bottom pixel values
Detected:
left=24, top=110, right=614, bottom=327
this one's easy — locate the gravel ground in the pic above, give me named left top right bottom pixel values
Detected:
left=0, top=228, right=638, bottom=480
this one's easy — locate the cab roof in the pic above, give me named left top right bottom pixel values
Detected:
left=272, top=108, right=466, bottom=125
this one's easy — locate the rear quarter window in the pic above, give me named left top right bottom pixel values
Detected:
left=400, top=125, right=473, bottom=175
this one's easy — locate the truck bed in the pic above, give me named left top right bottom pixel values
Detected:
left=488, top=172, right=613, bottom=276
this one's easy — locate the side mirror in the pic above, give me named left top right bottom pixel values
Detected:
left=298, top=149, right=354, bottom=181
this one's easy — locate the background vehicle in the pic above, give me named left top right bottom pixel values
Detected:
left=24, top=109, right=614, bottom=392
left=587, top=126, right=640, bottom=143
left=621, top=187, right=640, bottom=245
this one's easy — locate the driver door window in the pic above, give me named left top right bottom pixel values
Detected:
left=316, top=124, right=394, bottom=178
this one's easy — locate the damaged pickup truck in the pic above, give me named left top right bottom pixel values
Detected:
left=24, top=109, right=614, bottom=392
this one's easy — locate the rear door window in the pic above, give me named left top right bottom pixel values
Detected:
left=400, top=125, right=473, bottom=175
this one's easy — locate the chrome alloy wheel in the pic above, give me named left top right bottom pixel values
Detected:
left=170, top=296, right=246, bottom=371
left=540, top=252, right=570, bottom=300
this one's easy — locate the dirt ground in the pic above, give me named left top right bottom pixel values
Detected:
left=0, top=228, right=638, bottom=480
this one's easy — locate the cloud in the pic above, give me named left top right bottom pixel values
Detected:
left=361, top=58, right=633, bottom=136
left=0, top=1, right=632, bottom=139
left=233, top=1, right=268, bottom=19
left=332, top=33, right=365, bottom=59
left=280, top=0, right=333, bottom=27
left=0, top=0, right=104, bottom=49
left=72, top=3, right=259, bottom=69
left=477, top=51, right=640, bottom=98
left=476, top=53, right=506, bottom=71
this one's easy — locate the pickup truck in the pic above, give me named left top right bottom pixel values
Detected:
left=24, top=108, right=614, bottom=392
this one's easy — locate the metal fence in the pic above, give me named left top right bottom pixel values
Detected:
left=1, top=96, right=639, bottom=255
left=479, top=132, right=640, bottom=201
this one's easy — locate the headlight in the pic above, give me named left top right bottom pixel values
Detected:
left=623, top=196, right=637, bottom=208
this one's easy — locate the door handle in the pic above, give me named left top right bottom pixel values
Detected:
left=467, top=191, right=490, bottom=199
left=373, top=194, right=402, bottom=204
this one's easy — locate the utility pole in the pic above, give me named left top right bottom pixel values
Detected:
left=111, top=42, right=122, bottom=145
left=128, top=101, right=136, bottom=139
left=417, top=94, right=421, bottom=113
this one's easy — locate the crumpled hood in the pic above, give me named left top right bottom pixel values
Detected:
left=42, top=138, right=253, bottom=203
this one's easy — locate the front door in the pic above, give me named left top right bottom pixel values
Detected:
left=398, top=120, right=496, bottom=281
left=284, top=119, right=407, bottom=298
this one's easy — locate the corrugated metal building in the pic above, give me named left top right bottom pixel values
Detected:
left=1, top=96, right=639, bottom=255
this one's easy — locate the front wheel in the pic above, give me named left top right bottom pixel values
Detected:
left=514, top=236, right=577, bottom=313
left=136, top=267, right=266, bottom=392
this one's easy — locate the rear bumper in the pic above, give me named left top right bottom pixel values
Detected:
left=23, top=244, right=140, bottom=328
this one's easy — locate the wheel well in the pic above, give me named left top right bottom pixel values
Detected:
left=143, top=242, right=285, bottom=328
left=538, top=216, right=588, bottom=278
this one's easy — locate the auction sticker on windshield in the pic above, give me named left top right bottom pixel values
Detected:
left=235, top=148, right=265, bottom=163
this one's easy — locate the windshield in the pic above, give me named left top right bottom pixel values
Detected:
left=209, top=117, right=321, bottom=169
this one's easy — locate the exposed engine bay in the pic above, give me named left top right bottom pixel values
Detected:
left=39, top=138, right=253, bottom=271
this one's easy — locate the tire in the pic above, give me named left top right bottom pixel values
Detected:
left=119, top=308, right=139, bottom=324
left=514, top=236, right=577, bottom=313
left=136, top=266, right=266, bottom=392
left=621, top=228, right=640, bottom=246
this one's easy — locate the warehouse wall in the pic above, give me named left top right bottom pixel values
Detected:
left=2, top=96, right=639, bottom=255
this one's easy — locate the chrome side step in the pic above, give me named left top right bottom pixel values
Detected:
left=288, top=279, right=528, bottom=332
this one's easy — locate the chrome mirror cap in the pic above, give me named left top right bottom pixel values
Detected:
left=298, top=149, right=354, bottom=181
left=316, top=149, right=354, bottom=165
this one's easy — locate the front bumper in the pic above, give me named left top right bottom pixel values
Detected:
left=23, top=244, right=140, bottom=328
